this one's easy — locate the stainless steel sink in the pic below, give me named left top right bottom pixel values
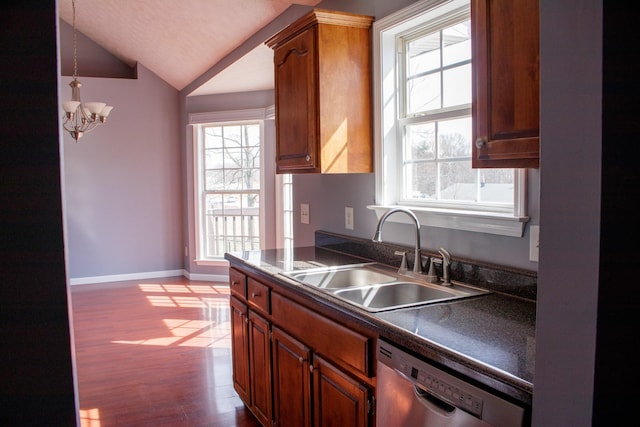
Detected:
left=280, top=263, right=490, bottom=311
left=332, top=281, right=489, bottom=312
left=281, top=263, right=397, bottom=289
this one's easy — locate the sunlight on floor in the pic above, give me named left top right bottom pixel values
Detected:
left=79, top=408, right=101, bottom=427
left=109, top=283, right=232, bottom=348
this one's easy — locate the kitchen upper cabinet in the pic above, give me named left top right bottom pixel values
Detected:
left=266, top=9, right=374, bottom=174
left=471, top=0, right=540, bottom=168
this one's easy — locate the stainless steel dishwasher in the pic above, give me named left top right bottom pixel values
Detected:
left=376, top=339, right=527, bottom=427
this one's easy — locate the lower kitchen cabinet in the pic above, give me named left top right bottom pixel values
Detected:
left=230, top=293, right=272, bottom=427
left=228, top=266, right=376, bottom=427
left=272, top=326, right=312, bottom=427
left=230, top=296, right=251, bottom=404
left=314, top=355, right=371, bottom=427
left=248, top=310, right=272, bottom=426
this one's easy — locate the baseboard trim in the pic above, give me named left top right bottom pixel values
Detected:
left=70, top=269, right=187, bottom=286
left=184, top=271, right=229, bottom=283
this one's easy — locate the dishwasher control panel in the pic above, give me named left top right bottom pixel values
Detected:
left=377, top=339, right=526, bottom=426
left=403, top=361, right=483, bottom=417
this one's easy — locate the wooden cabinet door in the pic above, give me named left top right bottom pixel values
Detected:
left=471, top=0, right=539, bottom=168
left=271, top=326, right=312, bottom=427
left=248, top=310, right=273, bottom=426
left=230, top=296, right=250, bottom=405
left=313, top=355, right=371, bottom=427
left=273, top=27, right=318, bottom=173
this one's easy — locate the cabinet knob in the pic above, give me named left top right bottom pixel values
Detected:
left=305, top=154, right=311, bottom=162
left=251, top=292, right=260, bottom=298
left=231, top=281, right=239, bottom=287
left=475, top=138, right=487, bottom=149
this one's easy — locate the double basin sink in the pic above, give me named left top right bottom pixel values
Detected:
left=280, top=262, right=490, bottom=312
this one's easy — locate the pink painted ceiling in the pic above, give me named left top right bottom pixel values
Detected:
left=58, top=0, right=321, bottom=94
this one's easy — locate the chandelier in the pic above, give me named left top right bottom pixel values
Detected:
left=61, top=0, right=113, bottom=142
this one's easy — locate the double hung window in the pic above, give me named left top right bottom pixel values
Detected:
left=373, top=0, right=527, bottom=236
left=196, top=122, right=262, bottom=259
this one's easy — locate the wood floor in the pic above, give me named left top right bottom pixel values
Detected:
left=71, top=276, right=261, bottom=427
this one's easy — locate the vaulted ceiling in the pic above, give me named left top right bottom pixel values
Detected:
left=57, top=0, right=321, bottom=95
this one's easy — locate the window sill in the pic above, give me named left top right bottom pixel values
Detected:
left=194, top=259, right=229, bottom=267
left=367, top=205, right=529, bottom=237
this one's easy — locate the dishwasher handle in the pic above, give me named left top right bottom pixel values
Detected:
left=414, top=384, right=457, bottom=416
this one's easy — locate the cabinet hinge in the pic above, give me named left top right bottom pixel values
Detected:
left=368, top=395, right=375, bottom=415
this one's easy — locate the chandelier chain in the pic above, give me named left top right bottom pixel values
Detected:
left=72, top=0, right=78, bottom=79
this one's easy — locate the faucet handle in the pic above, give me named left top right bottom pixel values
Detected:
left=394, top=251, right=408, bottom=272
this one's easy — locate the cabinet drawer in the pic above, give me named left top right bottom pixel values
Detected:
left=271, top=292, right=372, bottom=377
left=247, top=278, right=270, bottom=314
left=229, top=268, right=247, bottom=300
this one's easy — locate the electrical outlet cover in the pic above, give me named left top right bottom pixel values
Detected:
left=345, top=207, right=354, bottom=230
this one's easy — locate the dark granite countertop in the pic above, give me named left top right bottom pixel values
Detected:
left=224, top=242, right=535, bottom=406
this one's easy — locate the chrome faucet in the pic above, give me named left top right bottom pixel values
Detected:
left=372, top=207, right=423, bottom=274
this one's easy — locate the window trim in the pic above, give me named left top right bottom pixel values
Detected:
left=189, top=108, right=271, bottom=262
left=371, top=0, right=529, bottom=237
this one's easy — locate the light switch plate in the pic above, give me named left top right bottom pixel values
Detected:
left=529, top=225, right=539, bottom=262
left=345, top=206, right=354, bottom=230
left=300, top=203, right=310, bottom=224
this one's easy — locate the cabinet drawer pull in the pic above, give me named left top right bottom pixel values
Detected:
left=231, top=281, right=239, bottom=287
left=305, top=154, right=311, bottom=162
left=475, top=138, right=487, bottom=149
left=251, top=292, right=260, bottom=298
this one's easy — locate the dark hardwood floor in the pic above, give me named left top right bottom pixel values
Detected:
left=71, top=276, right=261, bottom=427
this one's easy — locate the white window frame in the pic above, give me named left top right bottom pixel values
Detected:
left=370, top=0, right=529, bottom=237
left=189, top=108, right=269, bottom=264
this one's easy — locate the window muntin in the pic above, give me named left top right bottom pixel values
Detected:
left=200, top=123, right=261, bottom=258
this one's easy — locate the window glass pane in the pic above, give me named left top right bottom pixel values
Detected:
left=439, top=160, right=476, bottom=201
left=223, top=126, right=242, bottom=148
left=438, top=117, right=472, bottom=158
left=478, top=169, right=514, bottom=204
left=244, top=125, right=260, bottom=146
left=205, top=193, right=222, bottom=212
left=442, top=22, right=471, bottom=66
left=204, top=148, right=221, bottom=169
left=407, top=32, right=440, bottom=74
left=204, top=127, right=223, bottom=149
left=205, top=170, right=225, bottom=191
left=407, top=73, right=441, bottom=114
left=404, top=162, right=437, bottom=199
left=223, top=147, right=242, bottom=169
left=406, top=123, right=436, bottom=160
left=443, top=63, right=471, bottom=107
